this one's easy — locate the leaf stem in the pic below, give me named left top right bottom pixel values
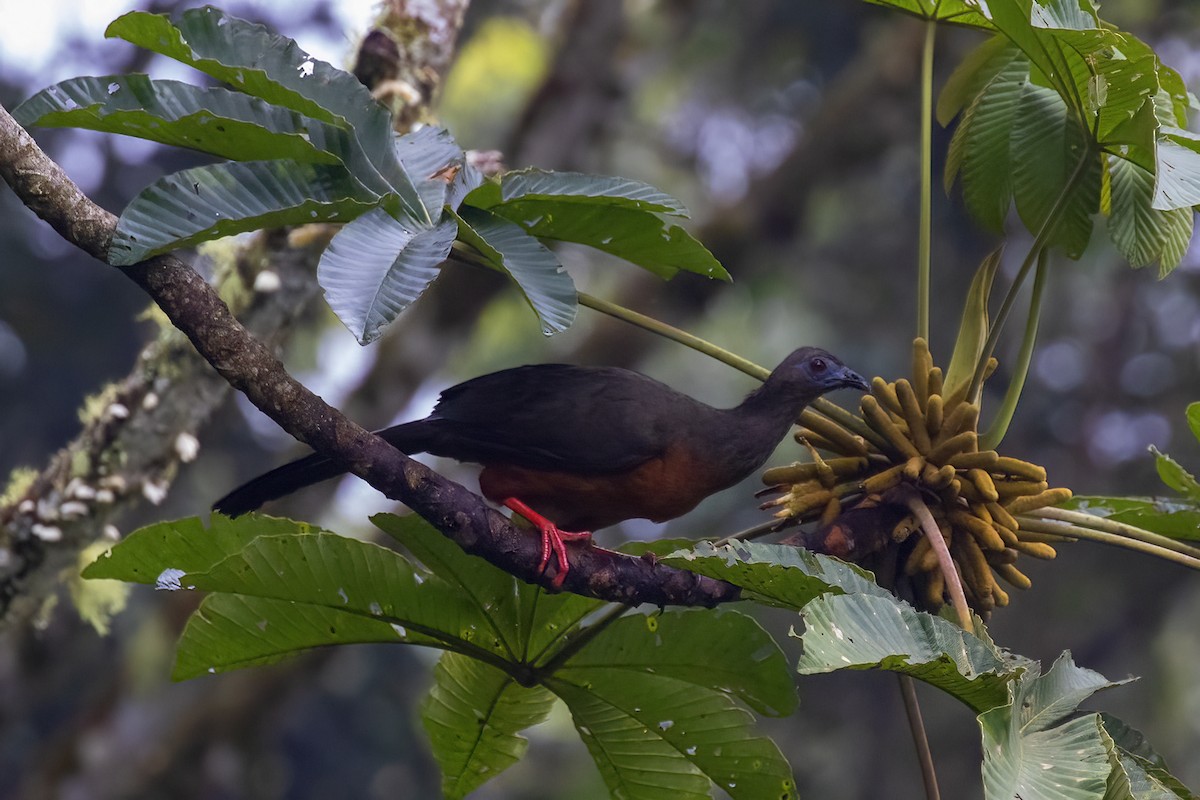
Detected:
left=967, top=146, right=1094, bottom=401
left=980, top=248, right=1047, bottom=449
left=1016, top=515, right=1200, bottom=570
left=917, top=18, right=937, bottom=342
left=577, top=291, right=768, bottom=379
left=1034, top=506, right=1200, bottom=560
left=899, top=486, right=973, bottom=632
left=899, top=674, right=942, bottom=800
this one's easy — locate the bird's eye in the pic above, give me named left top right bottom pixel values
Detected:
left=810, top=357, right=828, bottom=373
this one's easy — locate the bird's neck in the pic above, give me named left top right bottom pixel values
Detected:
left=691, top=379, right=811, bottom=488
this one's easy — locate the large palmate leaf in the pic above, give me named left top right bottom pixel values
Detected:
left=979, top=653, right=1127, bottom=800
left=109, top=159, right=379, bottom=265
left=452, top=205, right=577, bottom=335
left=373, top=513, right=607, bottom=665
left=11, top=76, right=338, bottom=165
left=422, top=653, right=557, bottom=800
left=317, top=210, right=458, bottom=344
left=549, top=610, right=797, bottom=800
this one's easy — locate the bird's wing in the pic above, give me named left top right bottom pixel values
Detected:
left=422, top=364, right=690, bottom=473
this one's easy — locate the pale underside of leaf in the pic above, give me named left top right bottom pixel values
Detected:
left=318, top=210, right=458, bottom=344
left=110, top=159, right=379, bottom=265
left=453, top=205, right=577, bottom=335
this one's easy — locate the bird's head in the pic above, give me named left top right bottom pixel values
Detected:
left=776, top=347, right=869, bottom=396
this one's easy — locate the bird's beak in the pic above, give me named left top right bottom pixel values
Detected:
left=838, top=366, right=870, bottom=392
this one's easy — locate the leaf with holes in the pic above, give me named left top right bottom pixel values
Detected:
left=795, top=593, right=1021, bottom=714
left=980, top=653, right=1128, bottom=800
left=106, top=8, right=428, bottom=220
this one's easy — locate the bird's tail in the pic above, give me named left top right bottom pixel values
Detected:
left=213, top=421, right=432, bottom=517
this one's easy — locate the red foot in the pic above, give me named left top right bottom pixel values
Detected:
left=502, top=497, right=592, bottom=588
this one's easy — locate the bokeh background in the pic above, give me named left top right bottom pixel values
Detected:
left=3, top=1, right=1200, bottom=797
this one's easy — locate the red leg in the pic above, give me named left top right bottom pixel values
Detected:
left=502, top=497, right=591, bottom=588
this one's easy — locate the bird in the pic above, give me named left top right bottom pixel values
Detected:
left=215, top=346, right=868, bottom=587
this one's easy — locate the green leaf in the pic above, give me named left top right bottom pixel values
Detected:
left=393, top=125, right=466, bottom=220
left=173, top=593, right=409, bottom=680
left=943, top=248, right=1001, bottom=402
left=317, top=209, right=457, bottom=344
left=795, top=593, right=1020, bottom=714
left=938, top=35, right=1020, bottom=128
left=559, top=610, right=797, bottom=717
left=372, top=513, right=606, bottom=666
left=11, top=76, right=340, bottom=164
left=1065, top=497, right=1200, bottom=541
left=498, top=168, right=690, bottom=216
left=1107, top=155, right=1194, bottom=275
left=1011, top=82, right=1101, bottom=259
left=979, top=653, right=1125, bottom=800
left=422, top=652, right=556, bottom=800
left=106, top=8, right=381, bottom=132
left=861, top=0, right=993, bottom=29
left=1187, top=402, right=1200, bottom=443
left=106, top=8, right=428, bottom=221
left=946, top=46, right=1030, bottom=229
left=1149, top=446, right=1200, bottom=502
left=660, top=540, right=889, bottom=609
left=82, top=513, right=321, bottom=584
left=109, top=160, right=379, bottom=265
left=488, top=200, right=729, bottom=281
left=1153, top=130, right=1200, bottom=211
left=181, top=532, right=512, bottom=657
left=550, top=611, right=796, bottom=800
left=452, top=205, right=577, bottom=335
left=1101, top=714, right=1197, bottom=800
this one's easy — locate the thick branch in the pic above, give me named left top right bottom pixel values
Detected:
left=0, top=103, right=739, bottom=608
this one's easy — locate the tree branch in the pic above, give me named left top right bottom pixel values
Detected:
left=0, top=103, right=740, bottom=611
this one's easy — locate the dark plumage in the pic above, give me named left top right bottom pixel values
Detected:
left=215, top=346, right=868, bottom=585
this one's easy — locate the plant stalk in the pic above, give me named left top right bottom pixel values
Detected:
left=1034, top=507, right=1200, bottom=560
left=981, top=248, right=1048, bottom=449
left=899, top=674, right=942, bottom=800
left=917, top=18, right=937, bottom=342
left=1016, top=515, right=1200, bottom=570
